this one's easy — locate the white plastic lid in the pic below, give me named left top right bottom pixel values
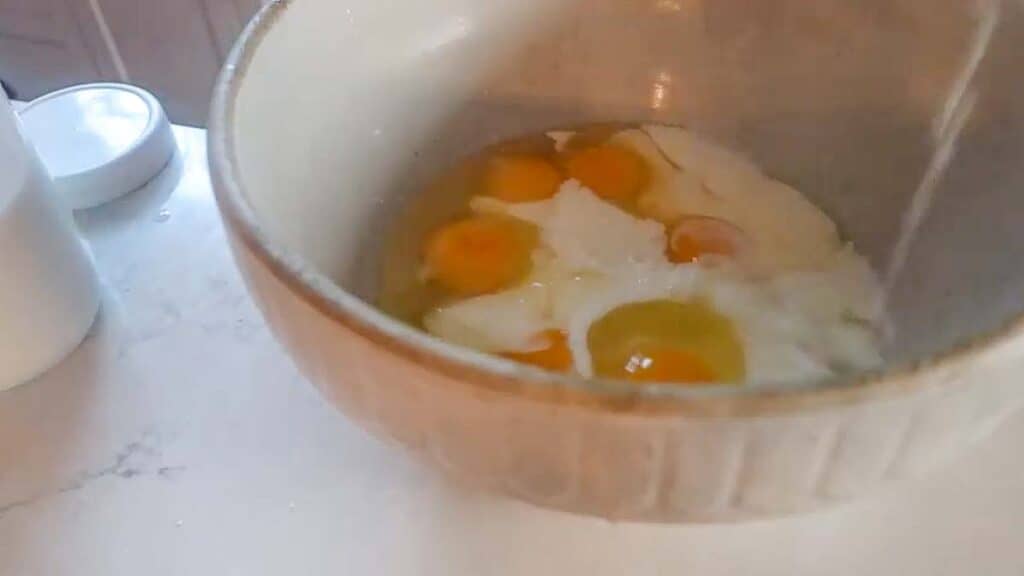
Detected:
left=17, top=83, right=176, bottom=210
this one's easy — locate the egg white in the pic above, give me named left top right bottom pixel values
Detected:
left=620, top=126, right=843, bottom=275
left=472, top=181, right=669, bottom=273
left=422, top=279, right=550, bottom=354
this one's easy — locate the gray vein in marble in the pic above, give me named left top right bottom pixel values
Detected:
left=0, top=435, right=186, bottom=519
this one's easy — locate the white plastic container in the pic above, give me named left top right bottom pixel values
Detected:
left=0, top=91, right=100, bottom=391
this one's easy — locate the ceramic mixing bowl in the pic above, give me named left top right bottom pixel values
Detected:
left=210, top=0, right=1024, bottom=521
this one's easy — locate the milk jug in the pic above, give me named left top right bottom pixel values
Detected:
left=0, top=91, right=100, bottom=391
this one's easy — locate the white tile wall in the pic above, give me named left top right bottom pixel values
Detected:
left=0, top=0, right=265, bottom=125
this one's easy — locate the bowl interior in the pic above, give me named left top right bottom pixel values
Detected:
left=230, top=0, right=1024, bottom=375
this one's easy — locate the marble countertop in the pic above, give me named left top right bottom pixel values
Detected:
left=2, top=125, right=1024, bottom=575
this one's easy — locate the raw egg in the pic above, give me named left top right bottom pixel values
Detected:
left=485, top=155, right=562, bottom=203
left=564, top=144, right=649, bottom=206
left=423, top=214, right=537, bottom=296
left=667, top=216, right=751, bottom=265
left=502, top=330, right=574, bottom=372
left=588, top=299, right=745, bottom=384
left=382, top=124, right=885, bottom=388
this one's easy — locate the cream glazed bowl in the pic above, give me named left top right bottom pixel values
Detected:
left=210, top=0, right=1024, bottom=521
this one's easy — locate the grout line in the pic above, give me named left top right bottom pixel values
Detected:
left=197, top=0, right=228, bottom=60
left=934, top=0, right=1000, bottom=142
left=0, top=30, right=64, bottom=49
left=62, top=0, right=105, bottom=76
left=87, top=0, right=130, bottom=83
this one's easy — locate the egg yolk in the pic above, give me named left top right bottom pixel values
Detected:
left=668, top=216, right=749, bottom=264
left=565, top=144, right=649, bottom=205
left=424, top=215, right=538, bottom=296
left=614, top=346, right=716, bottom=384
left=485, top=156, right=563, bottom=203
left=502, top=330, right=573, bottom=372
left=588, top=299, right=745, bottom=384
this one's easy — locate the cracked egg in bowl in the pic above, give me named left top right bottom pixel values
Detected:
left=211, top=0, right=1024, bottom=521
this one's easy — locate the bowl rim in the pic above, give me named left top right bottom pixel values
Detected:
left=208, top=0, right=1024, bottom=417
